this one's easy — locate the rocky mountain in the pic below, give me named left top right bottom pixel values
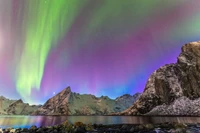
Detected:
left=118, top=41, right=200, bottom=115
left=115, top=93, right=141, bottom=110
left=33, top=87, right=141, bottom=115
left=0, top=96, right=16, bottom=115
left=0, top=96, right=40, bottom=115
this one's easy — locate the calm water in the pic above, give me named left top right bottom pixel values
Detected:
left=0, top=116, right=200, bottom=128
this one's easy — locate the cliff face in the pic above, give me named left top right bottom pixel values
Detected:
left=0, top=96, right=40, bottom=115
left=33, top=87, right=141, bottom=115
left=119, top=41, right=200, bottom=115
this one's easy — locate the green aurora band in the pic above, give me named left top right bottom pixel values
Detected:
left=16, top=0, right=85, bottom=99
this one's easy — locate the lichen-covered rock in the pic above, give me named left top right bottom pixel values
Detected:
left=119, top=41, right=200, bottom=115
left=146, top=97, right=200, bottom=115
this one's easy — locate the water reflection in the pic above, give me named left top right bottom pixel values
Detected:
left=0, top=116, right=200, bottom=128
left=0, top=116, right=67, bottom=128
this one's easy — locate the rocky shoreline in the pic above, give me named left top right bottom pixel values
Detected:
left=0, top=121, right=200, bottom=133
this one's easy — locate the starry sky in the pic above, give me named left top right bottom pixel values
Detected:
left=0, top=0, right=200, bottom=104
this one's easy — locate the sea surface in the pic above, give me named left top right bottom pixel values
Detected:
left=0, top=116, right=200, bottom=129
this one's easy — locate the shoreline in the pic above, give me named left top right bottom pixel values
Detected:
left=1, top=114, right=200, bottom=116
left=0, top=121, right=200, bottom=133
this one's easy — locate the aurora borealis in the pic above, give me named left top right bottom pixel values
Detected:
left=1, top=0, right=200, bottom=104
left=16, top=0, right=84, bottom=99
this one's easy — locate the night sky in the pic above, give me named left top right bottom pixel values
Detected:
left=0, top=0, right=200, bottom=104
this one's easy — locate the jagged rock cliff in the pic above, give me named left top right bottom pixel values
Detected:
left=0, top=96, right=40, bottom=115
left=33, top=87, right=141, bottom=115
left=119, top=41, right=200, bottom=115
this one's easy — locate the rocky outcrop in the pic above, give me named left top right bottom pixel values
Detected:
left=33, top=87, right=141, bottom=115
left=146, top=97, right=200, bottom=115
left=119, top=41, right=200, bottom=115
left=0, top=96, right=40, bottom=115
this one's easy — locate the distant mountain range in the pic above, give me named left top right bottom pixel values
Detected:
left=0, top=96, right=41, bottom=115
left=0, top=89, right=141, bottom=115
left=32, top=87, right=141, bottom=115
